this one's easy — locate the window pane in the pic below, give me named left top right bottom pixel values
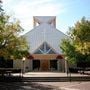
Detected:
left=34, top=50, right=42, bottom=54
left=40, top=43, right=44, bottom=51
left=48, top=49, right=56, bottom=54
left=46, top=44, right=50, bottom=51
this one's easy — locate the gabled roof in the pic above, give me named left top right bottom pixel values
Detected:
left=24, top=23, right=68, bottom=54
left=24, top=16, right=69, bottom=54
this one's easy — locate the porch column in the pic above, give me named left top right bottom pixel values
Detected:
left=65, top=59, right=68, bottom=73
left=57, top=60, right=61, bottom=71
left=29, top=60, right=33, bottom=71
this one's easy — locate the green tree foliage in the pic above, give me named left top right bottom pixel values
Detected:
left=60, top=39, right=77, bottom=65
left=60, top=17, right=90, bottom=65
left=0, top=4, right=29, bottom=59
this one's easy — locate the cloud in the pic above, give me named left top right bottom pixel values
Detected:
left=3, top=0, right=66, bottom=34
left=13, top=0, right=65, bottom=17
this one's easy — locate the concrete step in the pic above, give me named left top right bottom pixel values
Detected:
left=0, top=76, right=90, bottom=82
left=21, top=76, right=90, bottom=82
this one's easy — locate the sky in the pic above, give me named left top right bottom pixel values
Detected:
left=2, top=0, right=90, bottom=34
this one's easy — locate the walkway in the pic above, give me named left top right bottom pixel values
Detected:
left=22, top=72, right=89, bottom=77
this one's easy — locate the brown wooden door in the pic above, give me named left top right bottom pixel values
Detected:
left=40, top=60, right=49, bottom=71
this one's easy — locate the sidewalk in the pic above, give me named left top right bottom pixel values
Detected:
left=22, top=72, right=89, bottom=77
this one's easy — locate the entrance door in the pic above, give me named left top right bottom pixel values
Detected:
left=50, top=60, right=57, bottom=71
left=40, top=60, right=49, bottom=71
left=33, top=60, right=40, bottom=71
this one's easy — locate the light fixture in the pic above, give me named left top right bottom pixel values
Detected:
left=22, top=57, right=26, bottom=61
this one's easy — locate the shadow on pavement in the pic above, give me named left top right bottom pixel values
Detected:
left=0, top=82, right=58, bottom=90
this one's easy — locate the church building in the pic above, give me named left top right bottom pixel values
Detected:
left=14, top=16, right=68, bottom=72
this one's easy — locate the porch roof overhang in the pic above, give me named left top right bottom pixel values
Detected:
left=28, top=54, right=64, bottom=60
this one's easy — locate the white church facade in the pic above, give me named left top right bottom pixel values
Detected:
left=13, top=16, right=68, bottom=72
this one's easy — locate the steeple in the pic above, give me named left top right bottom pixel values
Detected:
left=33, top=16, right=56, bottom=27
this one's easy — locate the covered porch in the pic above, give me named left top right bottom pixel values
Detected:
left=28, top=54, right=65, bottom=72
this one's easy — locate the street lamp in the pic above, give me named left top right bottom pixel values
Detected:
left=22, top=57, right=26, bottom=74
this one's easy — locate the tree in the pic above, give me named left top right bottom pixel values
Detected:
left=0, top=0, right=3, bottom=11
left=0, top=4, right=29, bottom=59
left=60, top=17, right=90, bottom=67
left=60, top=39, right=77, bottom=65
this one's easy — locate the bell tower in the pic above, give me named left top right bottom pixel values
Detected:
left=33, top=16, right=56, bottom=27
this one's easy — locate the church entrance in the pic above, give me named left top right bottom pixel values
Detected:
left=32, top=60, right=49, bottom=71
left=33, top=60, right=40, bottom=71
left=40, top=60, right=49, bottom=71
left=31, top=54, right=62, bottom=71
left=50, top=60, right=57, bottom=71
left=32, top=59, right=58, bottom=71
